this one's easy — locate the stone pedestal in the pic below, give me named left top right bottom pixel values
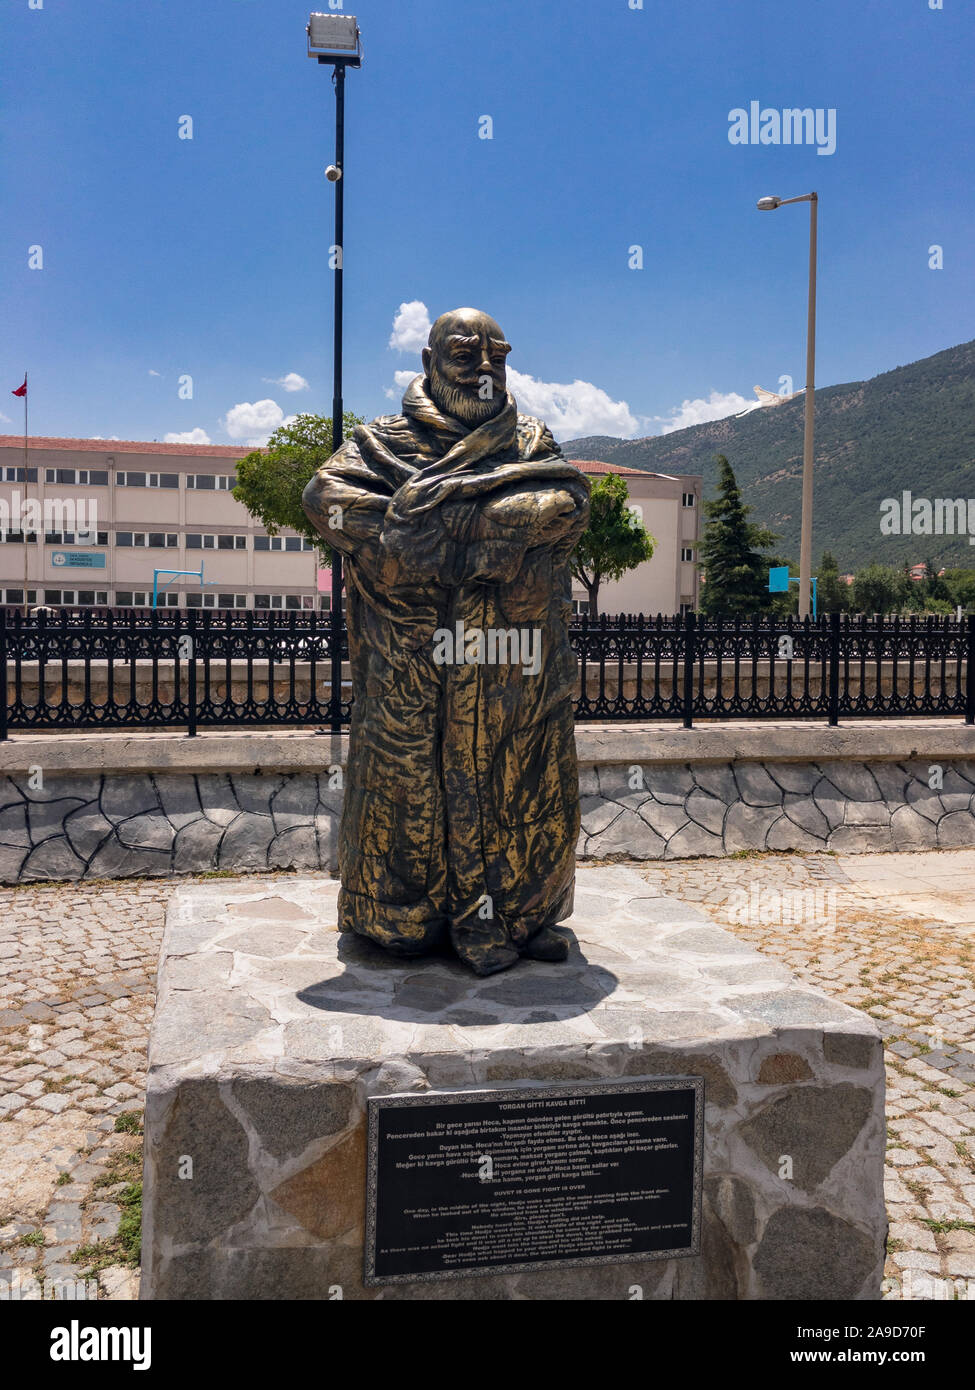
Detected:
left=141, top=866, right=887, bottom=1300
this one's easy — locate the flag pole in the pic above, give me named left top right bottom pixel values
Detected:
left=22, top=372, right=29, bottom=617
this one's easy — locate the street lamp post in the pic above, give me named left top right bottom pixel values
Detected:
left=307, top=12, right=361, bottom=731
left=757, top=192, right=818, bottom=620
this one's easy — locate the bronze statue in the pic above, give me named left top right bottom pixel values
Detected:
left=303, top=308, right=590, bottom=976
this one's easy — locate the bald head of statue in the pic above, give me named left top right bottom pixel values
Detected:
left=422, top=307, right=512, bottom=426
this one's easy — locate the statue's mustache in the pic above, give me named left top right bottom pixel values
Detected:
left=428, top=366, right=506, bottom=424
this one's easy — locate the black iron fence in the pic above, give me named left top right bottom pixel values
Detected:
left=1, top=608, right=973, bottom=737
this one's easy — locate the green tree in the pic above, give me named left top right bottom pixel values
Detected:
left=570, top=473, right=655, bottom=620
left=851, top=563, right=911, bottom=615
left=233, top=411, right=363, bottom=556
left=942, top=568, right=975, bottom=611
left=698, top=456, right=778, bottom=617
left=921, top=560, right=951, bottom=605
left=817, top=550, right=849, bottom=615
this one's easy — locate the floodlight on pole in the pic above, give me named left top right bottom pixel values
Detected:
left=307, top=13, right=361, bottom=63
left=755, top=190, right=819, bottom=620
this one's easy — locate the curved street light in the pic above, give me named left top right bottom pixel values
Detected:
left=757, top=191, right=818, bottom=620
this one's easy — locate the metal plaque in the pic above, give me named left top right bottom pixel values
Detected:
left=365, top=1076, right=703, bottom=1285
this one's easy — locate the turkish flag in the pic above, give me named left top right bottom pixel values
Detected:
left=11, top=377, right=26, bottom=397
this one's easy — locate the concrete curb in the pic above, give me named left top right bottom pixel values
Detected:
left=0, top=720, right=973, bottom=775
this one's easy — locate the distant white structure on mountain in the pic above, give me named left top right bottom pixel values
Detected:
left=735, top=384, right=806, bottom=418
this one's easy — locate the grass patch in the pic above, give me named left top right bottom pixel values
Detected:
left=56, top=1172, right=72, bottom=1187
left=18, top=1229, right=44, bottom=1248
left=92, top=1148, right=142, bottom=1189
left=938, top=1087, right=961, bottom=1098
left=70, top=1182, right=141, bottom=1275
left=42, top=1076, right=78, bottom=1093
left=114, top=1111, right=142, bottom=1136
left=920, top=1218, right=975, bottom=1234
left=953, top=1140, right=975, bottom=1170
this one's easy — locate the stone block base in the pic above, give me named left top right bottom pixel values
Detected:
left=141, top=866, right=887, bottom=1300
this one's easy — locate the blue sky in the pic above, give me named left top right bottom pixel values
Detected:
left=3, top=0, right=972, bottom=447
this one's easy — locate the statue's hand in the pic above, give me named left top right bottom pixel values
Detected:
left=480, top=487, right=576, bottom=532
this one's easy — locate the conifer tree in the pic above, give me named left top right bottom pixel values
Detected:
left=697, top=456, right=777, bottom=617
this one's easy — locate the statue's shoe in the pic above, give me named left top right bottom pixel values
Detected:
left=521, top=927, right=570, bottom=962
left=467, top=945, right=520, bottom=977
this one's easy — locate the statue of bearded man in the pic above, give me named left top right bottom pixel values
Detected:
left=302, top=308, right=591, bottom=976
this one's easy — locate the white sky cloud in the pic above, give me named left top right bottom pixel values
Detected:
left=384, top=369, right=421, bottom=400
left=0, top=412, right=11, bottom=424
left=163, top=428, right=212, bottom=445
left=263, top=372, right=309, bottom=393
left=389, top=300, right=431, bottom=353
left=148, top=369, right=161, bottom=377
left=649, top=390, right=752, bottom=434
left=222, top=399, right=296, bottom=446
left=506, top=368, right=639, bottom=442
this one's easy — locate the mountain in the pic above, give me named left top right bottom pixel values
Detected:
left=562, top=340, right=975, bottom=571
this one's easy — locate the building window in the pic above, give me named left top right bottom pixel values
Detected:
left=186, top=533, right=246, bottom=551
left=43, top=468, right=109, bottom=486
left=3, top=589, right=37, bottom=605
left=114, top=591, right=164, bottom=608
left=216, top=593, right=248, bottom=609
left=115, top=532, right=178, bottom=548
left=680, top=602, right=695, bottom=618
left=1, top=467, right=38, bottom=482
left=571, top=599, right=591, bottom=617
left=681, top=547, right=695, bottom=562
left=43, top=590, right=107, bottom=606
left=186, top=592, right=218, bottom=608
left=682, top=492, right=696, bottom=508
left=255, top=534, right=312, bottom=552
left=253, top=594, right=313, bottom=611
left=45, top=531, right=108, bottom=546
left=116, top=471, right=179, bottom=488
left=186, top=474, right=236, bottom=491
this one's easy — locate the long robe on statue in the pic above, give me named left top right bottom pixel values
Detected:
left=302, top=374, right=590, bottom=975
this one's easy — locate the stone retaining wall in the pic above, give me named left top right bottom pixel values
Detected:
left=0, top=724, right=973, bottom=883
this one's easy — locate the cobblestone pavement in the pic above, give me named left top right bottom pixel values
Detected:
left=644, top=849, right=975, bottom=1300
left=0, top=853, right=973, bottom=1300
left=0, top=872, right=330, bottom=1301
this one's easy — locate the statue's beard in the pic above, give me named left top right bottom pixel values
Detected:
left=427, top=365, right=506, bottom=427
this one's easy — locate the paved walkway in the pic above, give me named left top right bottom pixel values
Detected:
left=646, top=850, right=975, bottom=1299
left=0, top=853, right=972, bottom=1300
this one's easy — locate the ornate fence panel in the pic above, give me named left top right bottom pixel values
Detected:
left=0, top=608, right=972, bottom=735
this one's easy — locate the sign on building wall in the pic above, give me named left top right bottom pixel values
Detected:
left=51, top=552, right=107, bottom=570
